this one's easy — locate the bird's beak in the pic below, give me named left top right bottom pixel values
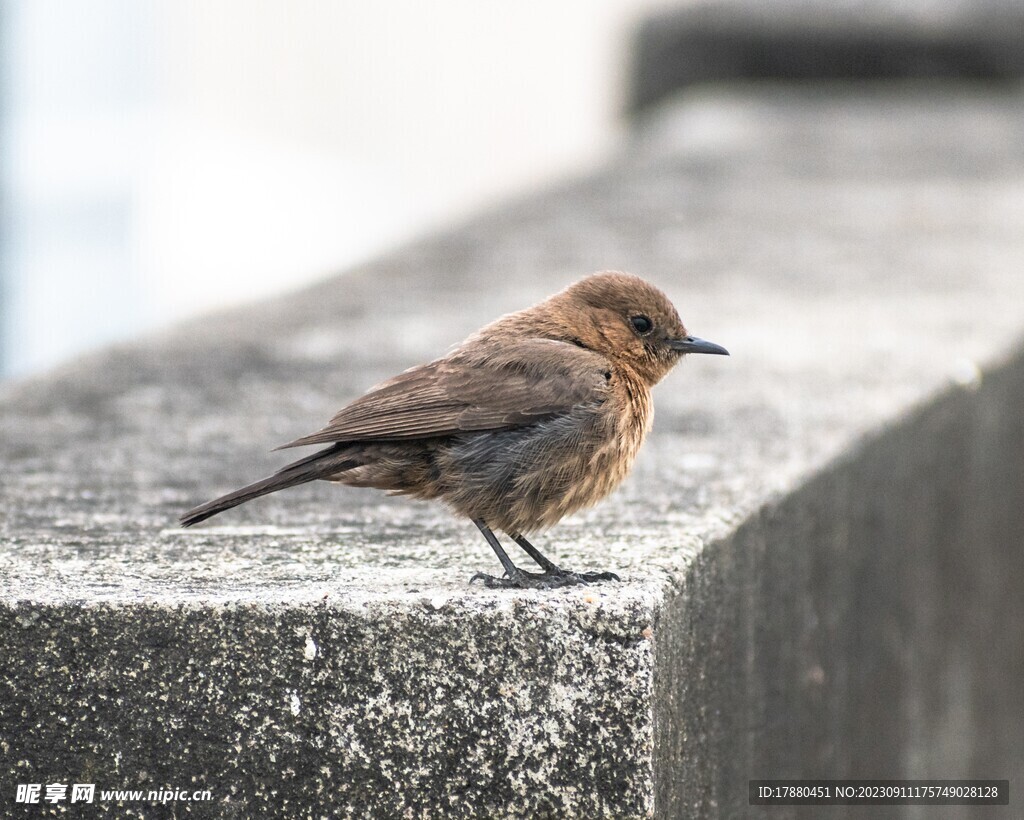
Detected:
left=668, top=335, right=729, bottom=356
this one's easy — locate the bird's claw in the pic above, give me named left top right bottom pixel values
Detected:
left=572, top=570, right=620, bottom=583
left=469, top=567, right=620, bottom=590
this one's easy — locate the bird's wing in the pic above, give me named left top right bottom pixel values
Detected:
left=276, top=338, right=610, bottom=448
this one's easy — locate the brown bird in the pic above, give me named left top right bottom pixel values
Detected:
left=181, top=272, right=728, bottom=588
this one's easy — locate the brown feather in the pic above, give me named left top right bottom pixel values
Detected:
left=276, top=338, right=611, bottom=448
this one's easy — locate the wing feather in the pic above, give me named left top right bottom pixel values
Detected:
left=276, top=338, right=609, bottom=448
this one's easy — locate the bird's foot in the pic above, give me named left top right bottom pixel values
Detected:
left=469, top=567, right=620, bottom=590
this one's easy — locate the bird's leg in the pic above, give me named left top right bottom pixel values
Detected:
left=510, top=532, right=620, bottom=586
left=508, top=532, right=560, bottom=572
left=469, top=520, right=540, bottom=589
left=469, top=521, right=620, bottom=589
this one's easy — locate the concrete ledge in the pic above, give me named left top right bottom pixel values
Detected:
left=2, top=87, right=1024, bottom=816
left=655, top=348, right=1024, bottom=815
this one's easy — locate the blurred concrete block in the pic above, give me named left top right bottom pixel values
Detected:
left=630, top=1, right=1024, bottom=114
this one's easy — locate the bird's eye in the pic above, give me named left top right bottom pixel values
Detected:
left=629, top=315, right=653, bottom=335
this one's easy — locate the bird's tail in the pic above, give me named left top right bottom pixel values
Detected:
left=179, top=445, right=355, bottom=527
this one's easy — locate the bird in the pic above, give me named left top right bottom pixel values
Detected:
left=180, top=271, right=728, bottom=589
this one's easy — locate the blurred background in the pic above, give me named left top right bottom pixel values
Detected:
left=2, top=0, right=1019, bottom=379
left=0, top=0, right=675, bottom=379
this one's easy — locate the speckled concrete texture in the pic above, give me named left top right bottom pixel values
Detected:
left=2, top=87, right=1024, bottom=817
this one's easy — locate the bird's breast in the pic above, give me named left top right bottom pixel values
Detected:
left=521, top=374, right=652, bottom=530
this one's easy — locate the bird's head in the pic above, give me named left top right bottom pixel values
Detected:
left=546, top=271, right=728, bottom=386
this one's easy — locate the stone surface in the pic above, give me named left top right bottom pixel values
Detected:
left=2, top=86, right=1024, bottom=817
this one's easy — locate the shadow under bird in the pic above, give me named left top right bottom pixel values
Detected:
left=181, top=271, right=728, bottom=588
